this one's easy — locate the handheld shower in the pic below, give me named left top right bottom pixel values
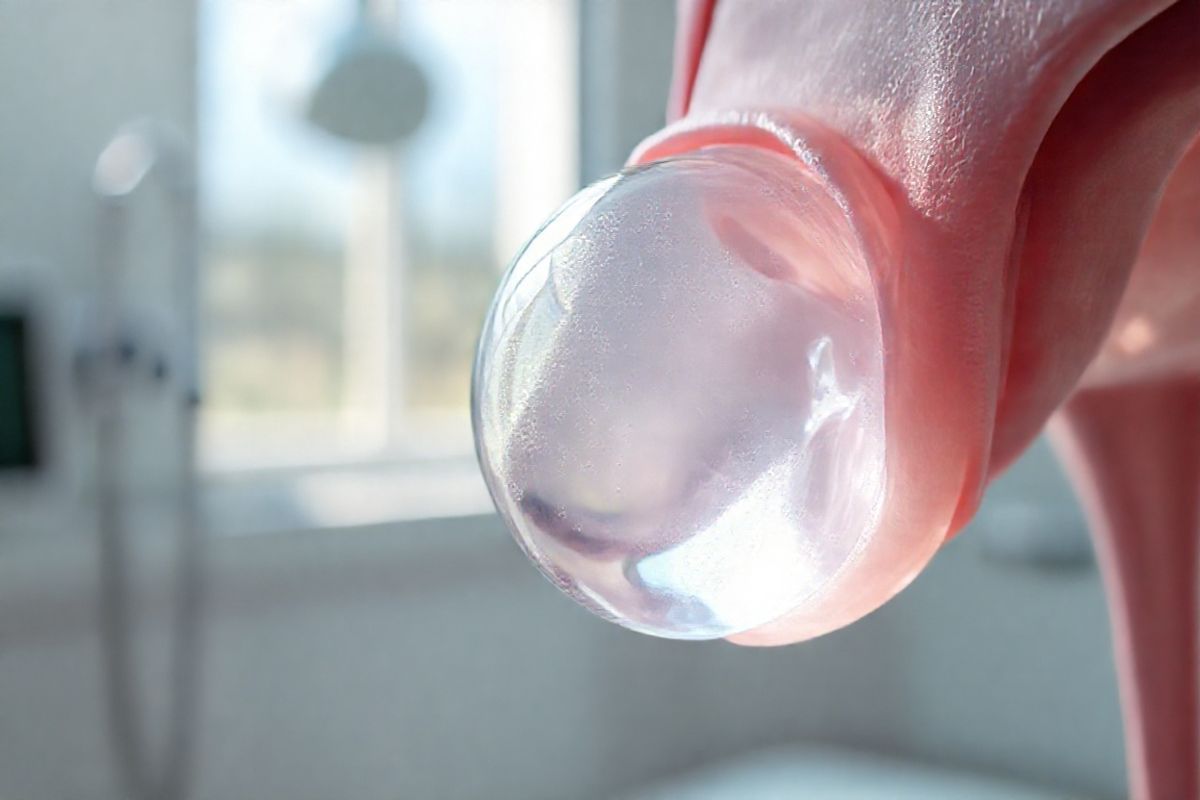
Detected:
left=86, top=119, right=203, bottom=800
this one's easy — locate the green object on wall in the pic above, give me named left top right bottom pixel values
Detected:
left=0, top=312, right=37, bottom=470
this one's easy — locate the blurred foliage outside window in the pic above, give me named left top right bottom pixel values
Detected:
left=199, top=0, right=577, bottom=470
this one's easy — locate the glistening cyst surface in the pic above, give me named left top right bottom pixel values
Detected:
left=473, top=148, right=886, bottom=639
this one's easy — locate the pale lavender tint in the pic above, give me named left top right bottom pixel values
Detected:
left=473, top=147, right=886, bottom=639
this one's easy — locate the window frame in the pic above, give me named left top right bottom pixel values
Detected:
left=197, top=0, right=583, bottom=534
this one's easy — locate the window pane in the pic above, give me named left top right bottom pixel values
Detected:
left=199, top=0, right=577, bottom=470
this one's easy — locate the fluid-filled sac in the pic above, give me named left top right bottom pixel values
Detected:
left=475, top=0, right=1200, bottom=646
left=473, top=148, right=887, bottom=639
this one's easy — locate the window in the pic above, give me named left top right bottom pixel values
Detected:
left=198, top=0, right=578, bottom=487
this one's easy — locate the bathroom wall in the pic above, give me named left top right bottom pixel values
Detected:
left=0, top=0, right=197, bottom=506
left=0, top=2, right=1129, bottom=799
left=579, top=0, right=677, bottom=182
left=0, top=449, right=1129, bottom=800
left=0, top=0, right=195, bottom=278
left=0, top=1, right=199, bottom=797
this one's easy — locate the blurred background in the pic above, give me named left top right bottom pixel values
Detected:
left=0, top=1, right=1129, bottom=798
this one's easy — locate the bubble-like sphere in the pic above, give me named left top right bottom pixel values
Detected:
left=473, top=146, right=887, bottom=639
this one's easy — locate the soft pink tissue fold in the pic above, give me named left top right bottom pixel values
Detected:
left=646, top=2, right=1198, bottom=798
left=472, top=5, right=1200, bottom=795
left=477, top=2, right=1199, bottom=643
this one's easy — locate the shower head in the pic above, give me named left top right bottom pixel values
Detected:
left=92, top=119, right=193, bottom=200
left=306, top=23, right=428, bottom=146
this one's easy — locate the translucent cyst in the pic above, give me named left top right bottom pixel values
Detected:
left=473, top=146, right=886, bottom=639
